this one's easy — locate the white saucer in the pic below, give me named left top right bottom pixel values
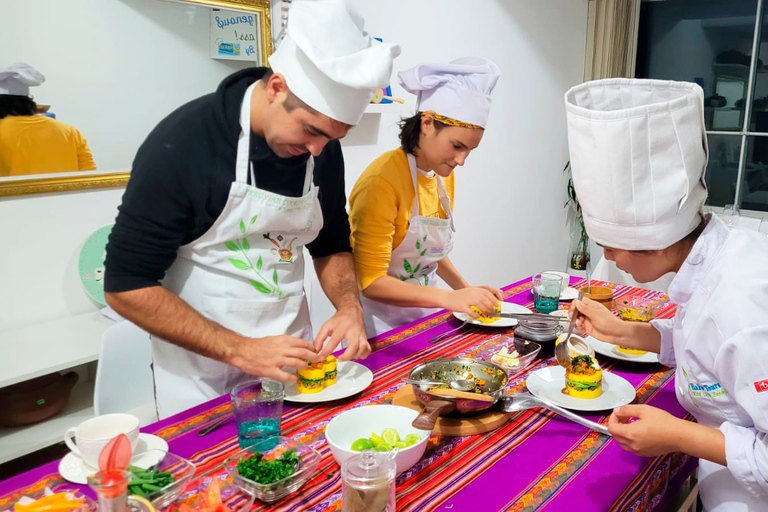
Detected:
left=59, top=433, right=169, bottom=484
left=526, top=366, right=636, bottom=411
left=560, top=287, right=579, bottom=301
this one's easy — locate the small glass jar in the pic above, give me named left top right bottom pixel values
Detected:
left=341, top=450, right=396, bottom=512
left=514, top=318, right=561, bottom=357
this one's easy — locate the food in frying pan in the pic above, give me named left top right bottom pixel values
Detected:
left=565, top=355, right=603, bottom=399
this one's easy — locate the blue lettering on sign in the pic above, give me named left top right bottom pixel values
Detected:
left=216, top=15, right=255, bottom=29
left=246, top=45, right=255, bottom=56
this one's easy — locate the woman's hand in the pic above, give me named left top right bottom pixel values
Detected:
left=444, top=287, right=500, bottom=317
left=608, top=405, right=683, bottom=457
left=571, top=297, right=626, bottom=344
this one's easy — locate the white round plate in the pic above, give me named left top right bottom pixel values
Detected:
left=526, top=366, right=636, bottom=411
left=586, top=335, right=659, bottom=363
left=560, top=287, right=579, bottom=301
left=284, top=361, right=373, bottom=403
left=59, top=433, right=168, bottom=484
left=453, top=302, right=531, bottom=327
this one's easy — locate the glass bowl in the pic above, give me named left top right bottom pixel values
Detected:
left=614, top=296, right=663, bottom=322
left=130, top=450, right=196, bottom=510
left=12, top=487, right=97, bottom=512
left=223, top=436, right=320, bottom=504
left=479, top=335, right=541, bottom=373
left=158, top=473, right=255, bottom=512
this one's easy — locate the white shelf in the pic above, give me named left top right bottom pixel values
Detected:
left=0, top=378, right=95, bottom=464
left=364, top=103, right=408, bottom=114
left=0, top=311, right=112, bottom=388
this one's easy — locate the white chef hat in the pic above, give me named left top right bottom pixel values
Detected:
left=268, top=0, right=400, bottom=126
left=397, top=57, right=500, bottom=128
left=564, top=78, right=709, bottom=250
left=0, top=63, right=45, bottom=96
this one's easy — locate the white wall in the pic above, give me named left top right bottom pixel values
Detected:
left=1, top=0, right=589, bottom=337
left=308, top=0, right=589, bottom=327
left=2, top=0, right=251, bottom=171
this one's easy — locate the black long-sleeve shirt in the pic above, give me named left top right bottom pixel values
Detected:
left=105, top=68, right=351, bottom=293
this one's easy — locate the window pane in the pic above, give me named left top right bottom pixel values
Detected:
left=750, top=7, right=768, bottom=132
left=706, top=134, right=742, bottom=207
left=636, top=0, right=758, bottom=131
left=740, top=136, right=768, bottom=211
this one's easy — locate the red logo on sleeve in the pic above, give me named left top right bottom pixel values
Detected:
left=754, top=379, right=768, bottom=393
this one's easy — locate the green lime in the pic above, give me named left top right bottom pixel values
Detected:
left=351, top=438, right=373, bottom=451
left=381, top=428, right=400, bottom=446
left=373, top=443, right=393, bottom=452
left=394, top=441, right=408, bottom=449
left=369, top=432, right=385, bottom=447
left=404, top=434, right=422, bottom=446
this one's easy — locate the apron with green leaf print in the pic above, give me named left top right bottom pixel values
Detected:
left=361, top=153, right=455, bottom=337
left=151, top=82, right=322, bottom=419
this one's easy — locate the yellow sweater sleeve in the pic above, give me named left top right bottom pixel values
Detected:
left=349, top=148, right=455, bottom=291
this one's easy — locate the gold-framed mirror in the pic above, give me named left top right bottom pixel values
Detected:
left=0, top=0, right=272, bottom=197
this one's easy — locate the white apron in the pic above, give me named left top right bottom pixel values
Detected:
left=361, top=154, right=455, bottom=337
left=151, top=83, right=323, bottom=419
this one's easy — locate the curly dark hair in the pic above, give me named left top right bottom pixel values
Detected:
left=0, top=95, right=37, bottom=119
left=398, top=113, right=447, bottom=155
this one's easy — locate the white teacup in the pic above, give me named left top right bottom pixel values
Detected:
left=64, top=413, right=140, bottom=468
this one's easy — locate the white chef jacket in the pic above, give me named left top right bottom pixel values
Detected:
left=650, top=214, right=768, bottom=511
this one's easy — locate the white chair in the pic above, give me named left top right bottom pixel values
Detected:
left=93, top=320, right=158, bottom=425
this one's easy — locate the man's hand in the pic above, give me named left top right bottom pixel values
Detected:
left=230, top=335, right=323, bottom=383
left=608, top=404, right=682, bottom=457
left=314, top=305, right=370, bottom=361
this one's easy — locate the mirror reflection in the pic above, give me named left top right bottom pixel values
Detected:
left=1, top=0, right=266, bottom=180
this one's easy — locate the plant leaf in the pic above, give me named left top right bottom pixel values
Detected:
left=424, top=275, right=429, bottom=286
left=242, top=237, right=250, bottom=251
left=415, top=240, right=421, bottom=249
left=250, top=215, right=258, bottom=224
left=228, top=258, right=249, bottom=270
left=412, top=263, right=421, bottom=274
left=249, top=279, right=272, bottom=294
left=423, top=235, right=427, bottom=242
left=403, top=259, right=413, bottom=274
left=225, top=241, right=239, bottom=252
left=239, top=220, right=246, bottom=234
left=420, top=249, right=427, bottom=256
left=272, top=268, right=279, bottom=285
left=256, top=255, right=263, bottom=271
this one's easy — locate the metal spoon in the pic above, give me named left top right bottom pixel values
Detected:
left=554, top=289, right=585, bottom=367
left=501, top=392, right=610, bottom=436
left=402, top=378, right=475, bottom=392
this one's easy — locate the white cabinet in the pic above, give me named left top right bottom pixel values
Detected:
left=0, top=312, right=111, bottom=464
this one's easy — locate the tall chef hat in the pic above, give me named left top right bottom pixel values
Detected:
left=397, top=57, right=500, bottom=128
left=564, top=78, right=709, bottom=250
left=0, top=63, right=45, bottom=97
left=268, top=0, right=401, bottom=126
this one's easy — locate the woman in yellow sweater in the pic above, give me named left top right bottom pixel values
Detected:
left=0, top=63, right=96, bottom=176
left=349, top=57, right=502, bottom=336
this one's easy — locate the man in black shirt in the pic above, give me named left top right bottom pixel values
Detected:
left=104, top=0, right=400, bottom=417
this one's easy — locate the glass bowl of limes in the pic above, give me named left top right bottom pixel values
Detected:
left=324, top=404, right=430, bottom=475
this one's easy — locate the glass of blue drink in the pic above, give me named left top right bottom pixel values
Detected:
left=532, top=273, right=563, bottom=314
left=231, top=378, right=284, bottom=449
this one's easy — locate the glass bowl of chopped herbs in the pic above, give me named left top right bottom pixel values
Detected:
left=224, top=436, right=321, bottom=503
left=128, top=450, right=196, bottom=510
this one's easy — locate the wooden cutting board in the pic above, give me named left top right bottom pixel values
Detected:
left=392, top=385, right=511, bottom=436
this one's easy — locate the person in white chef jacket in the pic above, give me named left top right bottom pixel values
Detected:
left=565, top=78, right=768, bottom=511
left=104, top=0, right=400, bottom=418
